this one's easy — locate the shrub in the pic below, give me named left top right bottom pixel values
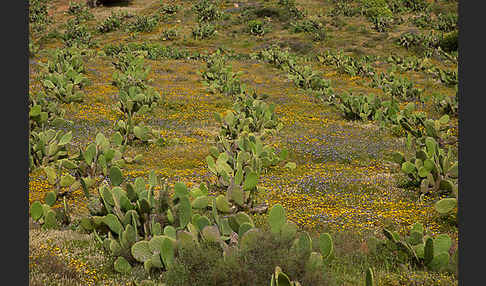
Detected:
left=438, top=30, right=458, bottom=52
left=163, top=220, right=329, bottom=285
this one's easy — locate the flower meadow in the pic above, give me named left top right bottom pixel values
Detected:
left=29, top=0, right=458, bottom=285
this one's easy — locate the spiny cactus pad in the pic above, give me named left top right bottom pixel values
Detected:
left=268, top=204, right=286, bottom=234
left=114, top=256, right=132, bottom=274
left=319, top=233, right=334, bottom=260
left=131, top=241, right=152, bottom=263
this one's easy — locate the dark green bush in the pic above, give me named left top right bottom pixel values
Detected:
left=163, top=231, right=329, bottom=286
left=439, top=30, right=458, bottom=52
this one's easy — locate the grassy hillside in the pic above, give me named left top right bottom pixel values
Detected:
left=29, top=0, right=458, bottom=285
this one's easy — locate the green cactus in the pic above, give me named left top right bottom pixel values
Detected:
left=434, top=198, right=457, bottom=215
left=201, top=225, right=222, bottom=244
left=195, top=216, right=211, bottom=232
left=131, top=241, right=152, bottom=263
left=238, top=222, right=254, bottom=237
left=30, top=201, right=44, bottom=221
left=109, top=166, right=124, bottom=186
left=191, top=195, right=209, bottom=209
left=319, top=233, right=334, bottom=261
left=268, top=204, right=286, bottom=235
left=103, top=214, right=124, bottom=236
left=215, top=195, right=231, bottom=213
left=114, top=256, right=132, bottom=274
left=292, top=231, right=312, bottom=258
left=160, top=236, right=175, bottom=269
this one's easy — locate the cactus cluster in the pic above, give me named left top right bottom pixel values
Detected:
left=111, top=53, right=163, bottom=146
left=316, top=50, right=376, bottom=77
left=433, top=91, right=458, bottom=117
left=199, top=50, right=245, bottom=97
left=252, top=45, right=335, bottom=103
left=289, top=16, right=326, bottom=41
left=29, top=129, right=72, bottom=169
left=371, top=72, right=423, bottom=102
left=269, top=204, right=334, bottom=274
left=192, top=0, right=222, bottom=23
left=207, top=90, right=294, bottom=210
left=80, top=167, right=260, bottom=274
left=29, top=92, right=71, bottom=133
left=386, top=54, right=433, bottom=73
left=392, top=136, right=458, bottom=195
left=29, top=130, right=139, bottom=229
left=369, top=223, right=454, bottom=272
left=336, top=92, right=382, bottom=121
left=40, top=47, right=89, bottom=104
